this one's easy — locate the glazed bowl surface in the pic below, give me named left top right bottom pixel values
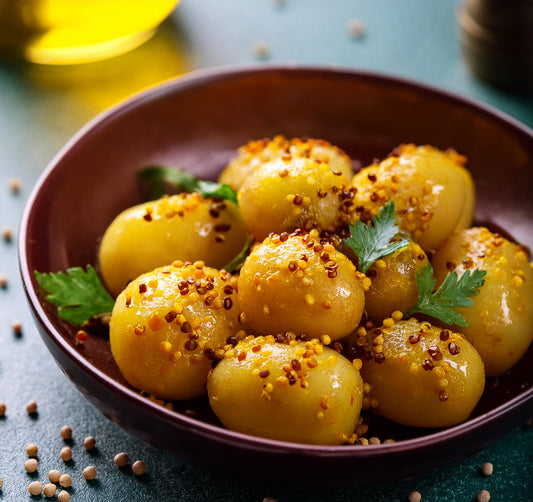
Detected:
left=19, top=65, right=533, bottom=485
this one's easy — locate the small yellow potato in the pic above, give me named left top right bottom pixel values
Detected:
left=351, top=144, right=475, bottom=253
left=207, top=336, right=363, bottom=445
left=238, top=156, right=351, bottom=241
left=359, top=318, right=485, bottom=427
left=362, top=241, right=428, bottom=323
left=432, top=227, right=533, bottom=376
left=110, top=262, right=242, bottom=400
left=238, top=232, right=367, bottom=341
left=219, top=135, right=353, bottom=190
left=99, top=193, right=247, bottom=296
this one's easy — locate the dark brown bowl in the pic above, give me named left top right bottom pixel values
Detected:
left=19, top=65, right=533, bottom=485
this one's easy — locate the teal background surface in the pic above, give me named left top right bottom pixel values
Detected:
left=1, top=1, right=532, bottom=501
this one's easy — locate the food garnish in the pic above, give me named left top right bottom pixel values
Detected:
left=345, top=201, right=410, bottom=273
left=34, top=266, right=114, bottom=324
left=404, top=263, right=486, bottom=327
left=223, top=233, right=251, bottom=273
left=139, top=165, right=238, bottom=205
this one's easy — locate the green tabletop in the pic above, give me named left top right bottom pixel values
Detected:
left=1, top=1, right=532, bottom=501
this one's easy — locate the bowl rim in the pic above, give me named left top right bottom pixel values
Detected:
left=18, top=63, right=533, bottom=459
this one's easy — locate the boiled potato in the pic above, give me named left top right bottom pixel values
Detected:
left=351, top=144, right=475, bottom=253
left=99, top=192, right=247, bottom=296
left=432, top=227, right=533, bottom=376
left=110, top=262, right=242, bottom=400
left=238, top=156, right=351, bottom=241
left=238, top=232, right=368, bottom=341
left=358, top=318, right=485, bottom=427
left=207, top=336, right=363, bottom=445
left=219, top=135, right=353, bottom=190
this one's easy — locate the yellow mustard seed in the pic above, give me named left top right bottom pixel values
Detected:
left=83, top=465, right=97, bottom=480
left=26, top=442, right=38, bottom=456
left=60, top=446, right=72, bottom=462
left=26, top=400, right=37, bottom=414
left=408, top=491, right=422, bottom=502
left=24, top=458, right=38, bottom=473
left=58, top=490, right=71, bottom=502
left=43, top=483, right=57, bottom=497
left=60, top=425, right=72, bottom=440
left=48, top=470, right=61, bottom=483
left=132, top=460, right=147, bottom=476
left=84, top=436, right=96, bottom=450
left=0, top=273, right=7, bottom=289
left=59, top=473, right=72, bottom=488
left=114, top=452, right=129, bottom=467
left=28, top=481, right=42, bottom=496
left=481, top=462, right=494, bottom=476
left=477, top=489, right=490, bottom=502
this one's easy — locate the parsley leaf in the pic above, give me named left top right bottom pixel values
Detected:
left=223, top=233, right=251, bottom=273
left=34, top=265, right=115, bottom=325
left=345, top=201, right=410, bottom=273
left=139, top=165, right=238, bottom=206
left=404, top=263, right=486, bottom=327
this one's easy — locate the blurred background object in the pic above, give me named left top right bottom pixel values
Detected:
left=0, top=0, right=178, bottom=64
left=458, top=0, right=533, bottom=93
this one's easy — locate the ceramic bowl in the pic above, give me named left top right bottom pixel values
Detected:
left=19, top=65, right=533, bottom=485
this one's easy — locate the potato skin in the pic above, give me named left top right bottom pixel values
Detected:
left=351, top=144, right=475, bottom=253
left=238, top=232, right=367, bottom=341
left=207, top=337, right=363, bottom=445
left=238, top=156, right=351, bottom=241
left=219, top=136, right=353, bottom=191
left=359, top=318, right=485, bottom=427
left=110, top=262, right=241, bottom=400
left=432, top=227, right=533, bottom=376
left=99, top=193, right=247, bottom=296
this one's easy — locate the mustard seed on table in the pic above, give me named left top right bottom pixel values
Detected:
left=59, top=473, right=72, bottom=488
left=26, top=442, right=38, bottom=456
left=409, top=490, right=422, bottom=502
left=0, top=401, right=5, bottom=416
left=60, top=446, right=72, bottom=461
left=43, top=482, right=57, bottom=497
left=48, top=469, right=61, bottom=483
left=2, top=227, right=12, bottom=242
left=477, top=489, right=491, bottom=502
left=83, top=465, right=97, bottom=480
left=26, top=399, right=37, bottom=414
left=58, top=490, right=71, bottom=502
left=114, top=452, right=129, bottom=467
left=8, top=177, right=21, bottom=193
left=24, top=458, right=38, bottom=473
left=28, top=480, right=42, bottom=495
left=0, top=273, right=7, bottom=289
left=83, top=435, right=96, bottom=450
left=60, top=425, right=73, bottom=440
left=12, top=320, right=22, bottom=336
left=481, top=462, right=494, bottom=476
left=132, top=460, right=146, bottom=476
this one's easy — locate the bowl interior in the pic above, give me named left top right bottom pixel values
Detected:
left=20, top=66, right=533, bottom=479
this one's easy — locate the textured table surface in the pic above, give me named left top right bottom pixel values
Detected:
left=1, top=1, right=532, bottom=501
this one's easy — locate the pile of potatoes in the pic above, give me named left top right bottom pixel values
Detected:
left=100, top=136, right=533, bottom=445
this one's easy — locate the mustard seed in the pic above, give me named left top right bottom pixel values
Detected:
left=114, top=452, right=129, bottom=467
left=477, top=490, right=490, bottom=502
left=60, top=425, right=72, bottom=440
left=481, top=462, right=494, bottom=476
left=2, top=227, right=12, bottom=242
left=26, top=443, right=38, bottom=456
left=252, top=41, right=270, bottom=59
left=26, top=400, right=37, bottom=414
left=24, top=458, right=38, bottom=473
left=28, top=481, right=42, bottom=496
left=60, top=446, right=72, bottom=461
left=0, top=401, right=5, bottom=416
left=0, top=273, right=7, bottom=289
left=58, top=490, right=71, bottom=502
left=48, top=469, right=61, bottom=483
left=83, top=465, right=97, bottom=480
left=83, top=435, right=96, bottom=450
left=43, top=483, right=57, bottom=497
left=8, top=177, right=21, bottom=193
left=0, top=477, right=3, bottom=488
left=346, top=18, right=365, bottom=38
left=132, top=460, right=146, bottom=476
left=12, top=320, right=22, bottom=336
left=59, top=473, right=72, bottom=488
left=408, top=491, right=422, bottom=502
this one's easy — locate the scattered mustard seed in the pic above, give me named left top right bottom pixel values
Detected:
left=28, top=480, right=42, bottom=496
left=60, top=425, right=72, bottom=440
left=368, top=437, right=381, bottom=445
left=24, top=458, right=38, bottom=473
left=48, top=469, right=61, bottom=483
left=0, top=476, right=2, bottom=488
left=346, top=18, right=365, bottom=38
left=8, top=177, right=21, bottom=194
left=2, top=227, right=12, bottom=243
left=132, top=460, right=146, bottom=476
left=26, top=399, right=37, bottom=414
left=481, top=462, right=494, bottom=476
left=12, top=320, right=22, bottom=336
left=114, top=452, right=129, bottom=467
left=83, top=435, right=96, bottom=450
left=58, top=490, right=71, bottom=502
left=0, top=273, right=7, bottom=289
left=0, top=401, right=5, bottom=416
left=409, top=491, right=422, bottom=502
left=58, top=473, right=72, bottom=488
left=83, top=465, right=97, bottom=480
left=26, top=443, right=38, bottom=456
left=43, top=482, right=57, bottom=497
left=477, top=489, right=491, bottom=502
left=252, top=41, right=270, bottom=59
left=60, top=446, right=72, bottom=461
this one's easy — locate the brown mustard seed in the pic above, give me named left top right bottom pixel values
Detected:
left=83, top=465, right=97, bottom=480
left=26, top=443, right=38, bottom=456
left=0, top=273, right=7, bottom=288
left=28, top=481, right=42, bottom=496
left=59, top=473, right=72, bottom=487
left=2, top=227, right=12, bottom=242
left=0, top=476, right=3, bottom=488
left=408, top=491, right=422, bottom=502
left=43, top=483, right=57, bottom=497
left=60, top=425, right=72, bottom=440
left=60, top=446, right=72, bottom=461
left=481, top=462, right=494, bottom=476
left=48, top=469, right=61, bottom=483
left=58, top=490, right=71, bottom=502
left=12, top=320, right=22, bottom=336
left=24, top=458, right=38, bottom=473
left=8, top=177, right=21, bottom=193
left=0, top=401, right=5, bottom=416
left=114, top=452, right=129, bottom=467
left=477, top=489, right=491, bottom=502
left=84, top=435, right=96, bottom=450
left=26, top=400, right=37, bottom=414
left=132, top=460, right=146, bottom=476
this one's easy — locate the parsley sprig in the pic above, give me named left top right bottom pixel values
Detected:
left=345, top=201, right=410, bottom=273
left=404, top=263, right=486, bottom=327
left=34, top=265, right=114, bottom=325
left=139, top=165, right=238, bottom=206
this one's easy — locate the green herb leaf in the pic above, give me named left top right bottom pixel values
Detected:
left=139, top=165, right=238, bottom=206
left=404, top=263, right=486, bottom=326
left=34, top=265, right=115, bottom=325
left=345, top=201, right=410, bottom=273
left=223, top=233, right=251, bottom=273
